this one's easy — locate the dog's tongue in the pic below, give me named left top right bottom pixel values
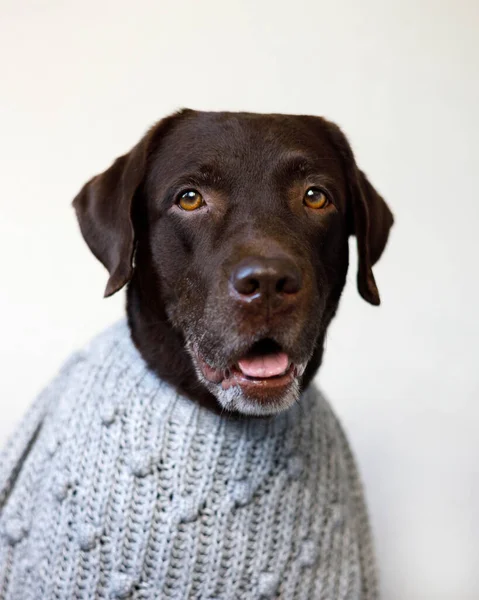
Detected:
left=237, top=352, right=289, bottom=378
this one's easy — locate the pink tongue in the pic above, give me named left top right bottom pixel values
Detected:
left=237, top=352, right=289, bottom=378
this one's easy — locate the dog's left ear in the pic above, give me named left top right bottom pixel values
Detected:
left=319, top=118, right=394, bottom=305
left=352, top=167, right=394, bottom=305
left=72, top=136, right=150, bottom=298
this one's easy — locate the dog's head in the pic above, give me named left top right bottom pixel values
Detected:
left=73, top=110, right=393, bottom=415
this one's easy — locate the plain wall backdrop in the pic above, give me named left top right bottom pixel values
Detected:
left=1, top=1, right=478, bottom=598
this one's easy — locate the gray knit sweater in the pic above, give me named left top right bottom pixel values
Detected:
left=0, top=321, right=378, bottom=599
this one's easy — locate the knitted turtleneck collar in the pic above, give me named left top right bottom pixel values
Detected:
left=0, top=321, right=378, bottom=599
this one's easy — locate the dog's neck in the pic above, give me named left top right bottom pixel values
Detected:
left=126, top=281, right=220, bottom=413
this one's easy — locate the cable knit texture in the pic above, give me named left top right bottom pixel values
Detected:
left=0, top=321, right=378, bottom=599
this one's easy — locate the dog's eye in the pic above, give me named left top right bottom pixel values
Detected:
left=303, top=187, right=329, bottom=210
left=177, top=190, right=204, bottom=211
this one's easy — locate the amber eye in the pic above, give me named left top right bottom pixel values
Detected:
left=178, top=190, right=204, bottom=211
left=303, top=187, right=329, bottom=209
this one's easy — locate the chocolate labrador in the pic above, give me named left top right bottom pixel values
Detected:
left=73, top=109, right=393, bottom=416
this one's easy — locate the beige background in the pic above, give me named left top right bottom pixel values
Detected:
left=1, top=1, right=478, bottom=598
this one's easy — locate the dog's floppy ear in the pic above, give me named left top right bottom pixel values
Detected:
left=321, top=119, right=394, bottom=305
left=73, top=110, right=191, bottom=297
left=352, top=168, right=394, bottom=305
left=72, top=136, right=150, bottom=297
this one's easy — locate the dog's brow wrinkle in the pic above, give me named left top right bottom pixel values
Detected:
left=276, top=155, right=314, bottom=177
left=199, top=165, right=223, bottom=184
left=173, top=168, right=224, bottom=193
left=274, top=154, right=337, bottom=182
left=190, top=164, right=223, bottom=185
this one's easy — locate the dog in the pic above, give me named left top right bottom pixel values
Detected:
left=74, top=109, right=393, bottom=416
left=0, top=109, right=393, bottom=599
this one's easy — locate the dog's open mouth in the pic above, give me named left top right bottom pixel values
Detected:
left=196, top=339, right=298, bottom=392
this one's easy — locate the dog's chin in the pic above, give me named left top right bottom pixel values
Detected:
left=203, top=377, right=302, bottom=416
left=187, top=339, right=307, bottom=416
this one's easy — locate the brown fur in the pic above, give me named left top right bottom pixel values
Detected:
left=73, top=110, right=393, bottom=414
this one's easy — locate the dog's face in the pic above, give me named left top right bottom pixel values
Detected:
left=73, top=110, right=393, bottom=416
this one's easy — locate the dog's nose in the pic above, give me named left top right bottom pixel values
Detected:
left=230, top=257, right=302, bottom=302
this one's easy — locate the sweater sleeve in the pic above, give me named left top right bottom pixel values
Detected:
left=0, top=354, right=80, bottom=509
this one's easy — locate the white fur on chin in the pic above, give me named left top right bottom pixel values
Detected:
left=215, top=379, right=302, bottom=415
left=187, top=342, right=305, bottom=416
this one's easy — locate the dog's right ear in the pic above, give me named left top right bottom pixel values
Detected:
left=72, top=137, right=150, bottom=297
left=73, top=110, right=191, bottom=297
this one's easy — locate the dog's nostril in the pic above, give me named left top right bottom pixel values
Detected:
left=276, top=273, right=301, bottom=295
left=276, top=278, right=287, bottom=293
left=236, top=276, right=260, bottom=296
left=231, top=262, right=263, bottom=296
